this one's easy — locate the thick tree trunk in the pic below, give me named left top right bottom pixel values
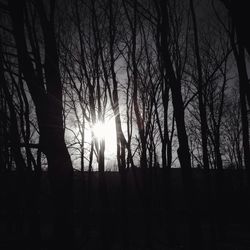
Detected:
left=221, top=1, right=250, bottom=106
left=232, top=39, right=250, bottom=184
left=46, top=142, right=73, bottom=249
left=159, top=0, right=202, bottom=248
left=8, top=1, right=74, bottom=249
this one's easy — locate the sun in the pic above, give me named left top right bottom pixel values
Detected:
left=92, top=121, right=106, bottom=140
left=92, top=119, right=117, bottom=156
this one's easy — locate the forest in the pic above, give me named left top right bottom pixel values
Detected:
left=0, top=0, right=250, bottom=249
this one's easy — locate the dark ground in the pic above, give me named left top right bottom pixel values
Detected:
left=0, top=168, right=250, bottom=249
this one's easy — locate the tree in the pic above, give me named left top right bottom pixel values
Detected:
left=8, top=0, right=74, bottom=248
left=231, top=30, right=250, bottom=184
left=155, top=0, right=203, bottom=248
left=190, top=0, right=209, bottom=171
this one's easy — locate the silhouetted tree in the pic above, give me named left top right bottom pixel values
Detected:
left=8, top=1, right=74, bottom=249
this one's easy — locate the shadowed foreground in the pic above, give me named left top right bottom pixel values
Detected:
left=0, top=168, right=250, bottom=250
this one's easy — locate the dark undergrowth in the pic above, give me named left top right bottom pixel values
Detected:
left=0, top=169, right=250, bottom=250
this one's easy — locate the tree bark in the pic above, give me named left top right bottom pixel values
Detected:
left=159, top=0, right=202, bottom=248
left=231, top=29, right=250, bottom=184
left=8, top=1, right=74, bottom=248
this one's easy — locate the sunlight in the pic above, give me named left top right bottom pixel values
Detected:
left=92, top=121, right=106, bottom=140
left=92, top=119, right=117, bottom=157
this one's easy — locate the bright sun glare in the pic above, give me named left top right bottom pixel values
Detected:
left=92, top=122, right=106, bottom=140
left=92, top=119, right=117, bottom=156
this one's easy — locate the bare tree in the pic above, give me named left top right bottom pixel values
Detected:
left=231, top=28, right=250, bottom=184
left=155, top=0, right=203, bottom=248
left=8, top=1, right=74, bottom=248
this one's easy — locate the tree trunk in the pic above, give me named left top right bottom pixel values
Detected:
left=232, top=37, right=250, bottom=184
left=8, top=1, right=74, bottom=249
left=237, top=47, right=250, bottom=182
left=159, top=0, right=202, bottom=248
left=190, top=0, right=209, bottom=171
